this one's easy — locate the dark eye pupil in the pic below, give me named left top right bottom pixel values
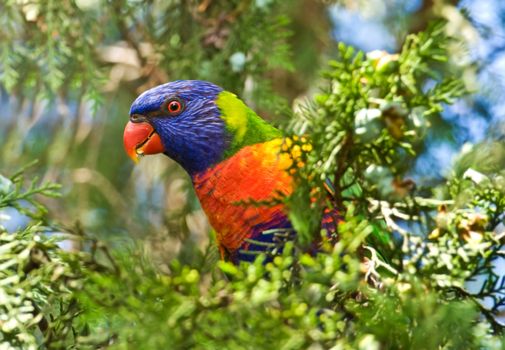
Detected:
left=169, top=101, right=179, bottom=112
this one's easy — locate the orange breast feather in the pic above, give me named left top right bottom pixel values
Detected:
left=192, top=139, right=294, bottom=251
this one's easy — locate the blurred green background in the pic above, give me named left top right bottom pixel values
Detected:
left=0, top=0, right=503, bottom=268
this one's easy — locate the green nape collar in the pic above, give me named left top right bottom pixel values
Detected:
left=216, top=91, right=282, bottom=158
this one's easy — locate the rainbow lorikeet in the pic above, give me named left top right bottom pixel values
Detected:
left=123, top=80, right=339, bottom=263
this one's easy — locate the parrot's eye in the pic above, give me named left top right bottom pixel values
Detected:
left=164, top=98, right=184, bottom=116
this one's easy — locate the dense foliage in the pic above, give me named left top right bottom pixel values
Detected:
left=2, top=161, right=504, bottom=348
left=1, top=1, right=505, bottom=349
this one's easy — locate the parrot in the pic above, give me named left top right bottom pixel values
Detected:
left=123, top=80, right=340, bottom=263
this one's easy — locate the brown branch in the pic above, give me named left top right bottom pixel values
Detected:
left=406, top=0, right=460, bottom=36
left=111, top=0, right=148, bottom=68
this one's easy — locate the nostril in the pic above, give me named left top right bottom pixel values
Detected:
left=130, top=114, right=146, bottom=123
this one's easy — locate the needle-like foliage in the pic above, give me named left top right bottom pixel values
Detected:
left=1, top=1, right=505, bottom=349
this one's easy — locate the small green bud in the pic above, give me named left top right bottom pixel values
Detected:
left=0, top=175, right=14, bottom=195
left=229, top=52, right=246, bottom=72
left=354, top=108, right=383, bottom=143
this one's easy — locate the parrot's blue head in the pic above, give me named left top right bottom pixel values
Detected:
left=124, top=80, right=230, bottom=174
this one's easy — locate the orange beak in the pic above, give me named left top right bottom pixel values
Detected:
left=123, top=121, right=165, bottom=163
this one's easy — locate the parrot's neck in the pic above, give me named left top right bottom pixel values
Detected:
left=168, top=91, right=282, bottom=176
left=215, top=91, right=282, bottom=160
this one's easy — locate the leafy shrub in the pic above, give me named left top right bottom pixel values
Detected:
left=1, top=21, right=504, bottom=349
